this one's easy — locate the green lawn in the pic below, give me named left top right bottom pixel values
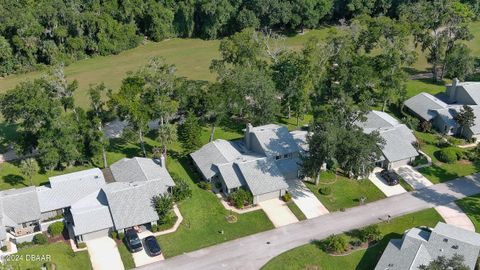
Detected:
left=305, top=171, right=385, bottom=212
left=261, top=208, right=444, bottom=270
left=5, top=242, right=91, bottom=270
left=405, top=78, right=447, bottom=98
left=286, top=201, right=307, bottom=221
left=117, top=241, right=135, bottom=270
left=414, top=131, right=480, bottom=183
left=456, top=194, right=480, bottom=232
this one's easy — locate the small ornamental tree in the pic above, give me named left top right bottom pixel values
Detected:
left=418, top=254, right=469, bottom=270
left=359, top=225, right=382, bottom=243
left=33, top=233, right=48, bottom=245
left=171, top=178, right=192, bottom=202
left=454, top=105, right=476, bottom=138
left=152, top=193, right=174, bottom=224
left=323, top=234, right=348, bottom=253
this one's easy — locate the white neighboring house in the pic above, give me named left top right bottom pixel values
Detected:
left=191, top=124, right=307, bottom=204
left=356, top=111, right=419, bottom=169
left=404, top=80, right=480, bottom=140
left=0, top=156, right=175, bottom=247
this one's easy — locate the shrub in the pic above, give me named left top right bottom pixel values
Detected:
left=359, top=225, right=382, bottom=243
left=118, top=232, right=124, bottom=240
left=282, top=192, right=291, bottom=202
left=172, top=179, right=192, bottom=202
left=16, top=241, right=34, bottom=249
left=77, top=242, right=86, bottom=249
left=319, top=186, right=332, bottom=195
left=48, top=221, right=65, bottom=236
left=151, top=224, right=159, bottom=232
left=402, top=116, right=419, bottom=130
left=197, top=181, right=212, bottom=190
left=323, top=234, right=348, bottom=253
left=227, top=188, right=253, bottom=209
left=419, top=121, right=432, bottom=132
left=467, top=137, right=477, bottom=144
left=1, top=246, right=7, bottom=252
left=153, top=193, right=174, bottom=223
left=33, top=233, right=48, bottom=245
left=111, top=231, right=117, bottom=239
left=437, top=148, right=459, bottom=163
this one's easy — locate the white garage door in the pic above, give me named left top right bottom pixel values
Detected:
left=82, top=228, right=110, bottom=241
left=255, top=191, right=280, bottom=204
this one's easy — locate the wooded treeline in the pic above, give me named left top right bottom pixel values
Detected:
left=1, top=0, right=478, bottom=76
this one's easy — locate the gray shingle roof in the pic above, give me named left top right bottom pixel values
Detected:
left=249, top=124, right=299, bottom=157
left=404, top=92, right=448, bottom=121
left=359, top=111, right=418, bottom=163
left=190, top=139, right=242, bottom=179
left=216, top=163, right=246, bottom=190
left=375, top=222, right=480, bottom=270
left=70, top=190, right=113, bottom=236
left=110, top=157, right=175, bottom=186
left=103, top=180, right=167, bottom=230
left=37, top=168, right=106, bottom=212
left=457, top=82, right=480, bottom=104
left=0, top=187, right=41, bottom=224
left=236, top=158, right=289, bottom=196
left=290, top=130, right=309, bottom=152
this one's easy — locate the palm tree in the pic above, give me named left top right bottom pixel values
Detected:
left=20, top=158, right=39, bottom=186
left=156, top=124, right=177, bottom=157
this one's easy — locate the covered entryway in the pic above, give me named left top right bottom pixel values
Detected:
left=85, top=237, right=124, bottom=270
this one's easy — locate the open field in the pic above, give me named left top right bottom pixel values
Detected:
left=0, top=21, right=479, bottom=109
left=261, top=208, right=444, bottom=270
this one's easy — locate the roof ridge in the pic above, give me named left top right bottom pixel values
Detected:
left=408, top=244, right=428, bottom=270
left=134, top=157, right=150, bottom=181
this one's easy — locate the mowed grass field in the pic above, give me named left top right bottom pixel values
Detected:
left=0, top=21, right=478, bottom=108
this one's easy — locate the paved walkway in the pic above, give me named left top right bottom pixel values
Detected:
left=287, top=180, right=329, bottom=218
left=86, top=237, right=124, bottom=270
left=138, top=174, right=480, bottom=270
left=258, top=199, right=298, bottom=227
left=435, top=202, right=475, bottom=232
left=133, top=231, right=164, bottom=267
left=395, top=165, right=433, bottom=189
left=368, top=168, right=407, bottom=197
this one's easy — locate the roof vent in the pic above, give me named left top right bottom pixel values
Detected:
left=443, top=238, right=448, bottom=243
left=452, top=245, right=459, bottom=249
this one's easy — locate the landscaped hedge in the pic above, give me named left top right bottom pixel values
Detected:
left=32, top=233, right=48, bottom=245
left=48, top=221, right=65, bottom=236
left=437, top=148, right=460, bottom=163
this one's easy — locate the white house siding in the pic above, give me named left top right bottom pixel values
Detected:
left=388, top=158, right=412, bottom=169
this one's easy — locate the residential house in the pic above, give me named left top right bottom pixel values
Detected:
left=0, top=156, right=175, bottom=246
left=191, top=124, right=306, bottom=204
left=375, top=222, right=480, bottom=270
left=404, top=80, right=480, bottom=139
left=357, top=111, right=419, bottom=169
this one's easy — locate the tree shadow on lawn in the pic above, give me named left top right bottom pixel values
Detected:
left=107, top=138, right=154, bottom=158
left=418, top=165, right=459, bottom=183
left=2, top=174, right=27, bottom=187
left=168, top=150, right=204, bottom=185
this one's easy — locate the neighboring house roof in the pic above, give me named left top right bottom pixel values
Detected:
left=249, top=124, right=299, bottom=157
left=291, top=130, right=309, bottom=152
left=404, top=92, right=448, bottom=121
left=102, top=180, right=167, bottom=230
left=110, top=157, right=175, bottom=187
left=36, top=168, right=106, bottom=212
left=70, top=190, right=113, bottom=236
left=359, top=111, right=418, bottom=163
left=236, top=158, right=289, bottom=196
left=455, top=82, right=480, bottom=104
left=190, top=139, right=242, bottom=179
left=375, top=222, right=480, bottom=270
left=0, top=187, right=41, bottom=225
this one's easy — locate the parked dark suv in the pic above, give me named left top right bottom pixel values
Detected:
left=144, top=236, right=162, bottom=256
left=125, top=229, right=143, bottom=253
left=380, top=169, right=400, bottom=186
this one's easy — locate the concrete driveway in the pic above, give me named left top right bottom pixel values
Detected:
left=85, top=237, right=124, bottom=270
left=395, top=165, right=433, bottom=190
left=368, top=168, right=407, bottom=197
left=435, top=202, right=475, bottom=232
left=287, top=180, right=329, bottom=218
left=258, top=199, right=298, bottom=227
left=132, top=231, right=164, bottom=267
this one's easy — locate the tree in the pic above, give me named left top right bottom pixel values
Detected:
left=204, top=83, right=227, bottom=142
left=156, top=124, right=177, bottom=156
left=401, top=0, right=474, bottom=81
left=88, top=83, right=109, bottom=168
left=418, top=254, right=469, bottom=270
left=358, top=225, right=382, bottom=242
left=109, top=76, right=150, bottom=157
left=179, top=111, right=202, bottom=153
left=20, top=158, right=39, bottom=186
left=444, top=44, right=475, bottom=80
left=152, top=193, right=174, bottom=223
left=171, top=178, right=192, bottom=202
left=454, top=105, right=476, bottom=137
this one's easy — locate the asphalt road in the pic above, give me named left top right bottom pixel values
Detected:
left=138, top=174, right=480, bottom=270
